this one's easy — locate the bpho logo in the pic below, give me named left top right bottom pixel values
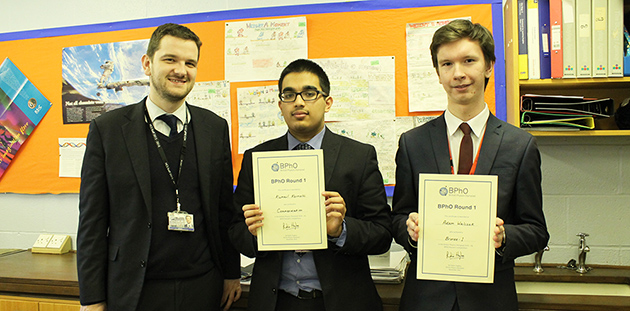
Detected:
left=271, top=162, right=298, bottom=172
left=439, top=186, right=468, bottom=196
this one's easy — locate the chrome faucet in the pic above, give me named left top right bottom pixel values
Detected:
left=576, top=233, right=591, bottom=274
left=533, top=246, right=549, bottom=273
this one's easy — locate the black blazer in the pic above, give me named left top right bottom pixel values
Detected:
left=391, top=114, right=549, bottom=311
left=229, top=128, right=392, bottom=311
left=77, top=99, right=240, bottom=310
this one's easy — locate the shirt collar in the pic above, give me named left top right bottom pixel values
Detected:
left=444, top=104, right=490, bottom=137
left=287, top=127, right=326, bottom=150
left=145, top=97, right=189, bottom=123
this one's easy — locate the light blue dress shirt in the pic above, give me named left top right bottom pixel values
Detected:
left=278, top=127, right=348, bottom=296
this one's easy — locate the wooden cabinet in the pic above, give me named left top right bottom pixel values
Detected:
left=0, top=296, right=79, bottom=311
left=503, top=0, right=630, bottom=136
left=0, top=298, right=39, bottom=311
left=39, top=302, right=80, bottom=311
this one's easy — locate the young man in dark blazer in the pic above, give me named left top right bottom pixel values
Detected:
left=392, top=20, right=549, bottom=311
left=77, top=23, right=241, bottom=311
left=229, top=59, right=392, bottom=311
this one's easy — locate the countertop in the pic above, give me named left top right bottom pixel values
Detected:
left=1, top=250, right=629, bottom=310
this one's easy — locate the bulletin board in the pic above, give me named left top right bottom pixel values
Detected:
left=0, top=0, right=505, bottom=194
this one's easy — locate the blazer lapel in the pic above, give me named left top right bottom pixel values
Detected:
left=321, top=128, right=341, bottom=186
left=122, top=100, right=152, bottom=214
left=429, top=116, right=452, bottom=174
left=189, top=105, right=213, bottom=208
left=475, top=114, right=503, bottom=175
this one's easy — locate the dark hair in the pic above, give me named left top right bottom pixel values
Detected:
left=146, top=23, right=202, bottom=59
left=278, top=59, right=330, bottom=96
left=430, top=19, right=495, bottom=88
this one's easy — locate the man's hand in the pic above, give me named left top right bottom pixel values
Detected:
left=243, top=204, right=263, bottom=236
left=493, top=217, right=506, bottom=249
left=406, top=212, right=420, bottom=242
left=80, top=302, right=106, bottom=311
left=221, top=278, right=242, bottom=311
left=323, top=191, right=346, bottom=237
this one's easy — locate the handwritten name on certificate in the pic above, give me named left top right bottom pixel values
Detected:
left=252, top=150, right=327, bottom=251
left=417, top=174, right=497, bottom=283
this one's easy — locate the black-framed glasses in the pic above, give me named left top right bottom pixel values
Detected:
left=279, top=90, right=327, bottom=103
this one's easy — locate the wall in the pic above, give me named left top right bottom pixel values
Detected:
left=1, top=0, right=629, bottom=267
left=517, top=136, right=630, bottom=266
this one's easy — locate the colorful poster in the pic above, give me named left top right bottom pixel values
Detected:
left=62, top=39, right=149, bottom=123
left=0, top=58, right=52, bottom=179
left=225, top=17, right=308, bottom=82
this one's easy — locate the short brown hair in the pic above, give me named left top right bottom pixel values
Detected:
left=146, top=23, right=202, bottom=60
left=430, top=19, right=495, bottom=69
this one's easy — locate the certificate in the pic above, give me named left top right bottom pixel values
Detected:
left=252, top=149, right=327, bottom=251
left=416, top=174, right=498, bottom=283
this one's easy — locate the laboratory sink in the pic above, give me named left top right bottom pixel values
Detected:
left=513, top=265, right=630, bottom=310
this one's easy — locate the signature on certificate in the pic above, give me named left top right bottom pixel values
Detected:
left=446, top=251, right=465, bottom=260
left=283, top=222, right=300, bottom=230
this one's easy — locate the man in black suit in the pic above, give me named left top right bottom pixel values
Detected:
left=392, top=20, right=549, bottom=311
left=229, top=59, right=392, bottom=311
left=77, top=23, right=241, bottom=311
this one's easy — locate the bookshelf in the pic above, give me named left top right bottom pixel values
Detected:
left=503, top=0, right=630, bottom=136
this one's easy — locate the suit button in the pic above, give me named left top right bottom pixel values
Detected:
left=140, top=260, right=146, bottom=268
left=147, top=222, right=152, bottom=229
left=272, top=288, right=277, bottom=294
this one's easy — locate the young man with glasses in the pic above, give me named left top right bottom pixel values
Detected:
left=229, top=58, right=392, bottom=311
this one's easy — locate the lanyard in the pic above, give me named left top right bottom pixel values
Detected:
left=144, top=106, right=189, bottom=212
left=448, top=127, right=485, bottom=175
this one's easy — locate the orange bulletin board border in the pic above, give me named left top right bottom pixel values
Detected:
left=0, top=0, right=505, bottom=194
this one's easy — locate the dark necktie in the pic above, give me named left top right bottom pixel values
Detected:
left=157, top=114, right=178, bottom=138
left=293, top=142, right=314, bottom=150
left=458, top=123, right=473, bottom=174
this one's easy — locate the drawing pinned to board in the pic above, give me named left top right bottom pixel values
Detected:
left=406, top=17, right=471, bottom=112
left=225, top=17, right=308, bottom=82
left=237, top=85, right=285, bottom=153
left=61, top=39, right=149, bottom=124
left=313, top=56, right=396, bottom=122
left=0, top=58, right=52, bottom=179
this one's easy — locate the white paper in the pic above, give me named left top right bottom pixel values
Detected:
left=417, top=174, right=497, bottom=283
left=312, top=57, right=396, bottom=121
left=237, top=85, right=286, bottom=154
left=225, top=17, right=308, bottom=82
left=59, top=138, right=86, bottom=178
left=406, top=17, right=470, bottom=112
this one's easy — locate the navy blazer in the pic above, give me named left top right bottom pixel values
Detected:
left=77, top=99, right=240, bottom=310
left=229, top=128, right=392, bottom=311
left=391, top=114, right=549, bottom=311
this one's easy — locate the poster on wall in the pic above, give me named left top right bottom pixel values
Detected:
left=61, top=39, right=149, bottom=124
left=406, top=17, right=470, bottom=112
left=225, top=16, right=308, bottom=82
left=0, top=58, right=52, bottom=179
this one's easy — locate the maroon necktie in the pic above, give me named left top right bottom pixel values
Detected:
left=458, top=123, right=472, bottom=174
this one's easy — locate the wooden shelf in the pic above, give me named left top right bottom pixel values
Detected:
left=520, top=77, right=630, bottom=88
left=525, top=130, right=630, bottom=137
left=503, top=0, right=630, bottom=137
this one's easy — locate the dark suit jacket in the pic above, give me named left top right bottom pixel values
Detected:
left=391, top=114, right=549, bottom=311
left=77, top=99, right=240, bottom=310
left=229, top=128, right=392, bottom=311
